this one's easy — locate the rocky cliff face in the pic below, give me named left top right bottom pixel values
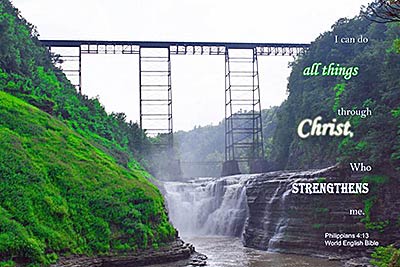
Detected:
left=243, top=167, right=400, bottom=257
left=164, top=167, right=400, bottom=259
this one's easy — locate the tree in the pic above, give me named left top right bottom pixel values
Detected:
left=362, top=0, right=400, bottom=23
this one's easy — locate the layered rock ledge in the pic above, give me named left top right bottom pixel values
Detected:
left=243, top=166, right=400, bottom=258
left=51, top=239, right=204, bottom=267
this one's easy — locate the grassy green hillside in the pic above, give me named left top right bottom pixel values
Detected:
left=0, top=91, right=175, bottom=266
left=0, top=0, right=150, bottom=170
left=0, top=0, right=176, bottom=266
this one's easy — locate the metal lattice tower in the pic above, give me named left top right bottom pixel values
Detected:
left=139, top=47, right=173, bottom=148
left=225, top=48, right=264, bottom=163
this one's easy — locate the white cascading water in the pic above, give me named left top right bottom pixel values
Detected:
left=265, top=180, right=292, bottom=250
left=163, top=172, right=309, bottom=251
left=163, top=175, right=251, bottom=237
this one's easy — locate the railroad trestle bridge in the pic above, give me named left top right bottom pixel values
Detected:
left=41, top=40, right=310, bottom=176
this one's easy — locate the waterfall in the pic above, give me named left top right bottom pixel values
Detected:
left=163, top=167, right=338, bottom=253
left=265, top=179, right=292, bottom=251
left=163, top=175, right=251, bottom=237
left=163, top=172, right=298, bottom=244
left=164, top=167, right=369, bottom=256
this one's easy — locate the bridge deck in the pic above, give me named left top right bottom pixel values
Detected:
left=41, top=39, right=310, bottom=49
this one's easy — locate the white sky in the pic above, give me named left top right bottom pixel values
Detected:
left=12, top=0, right=371, bottom=131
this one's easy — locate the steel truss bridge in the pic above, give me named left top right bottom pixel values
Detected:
left=41, top=40, right=310, bottom=175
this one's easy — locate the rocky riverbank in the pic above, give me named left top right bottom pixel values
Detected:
left=51, top=238, right=206, bottom=267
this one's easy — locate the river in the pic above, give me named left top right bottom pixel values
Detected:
left=188, top=236, right=343, bottom=267
left=147, top=236, right=342, bottom=267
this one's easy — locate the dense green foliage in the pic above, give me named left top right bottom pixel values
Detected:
left=0, top=0, right=175, bottom=265
left=271, top=18, right=400, bottom=172
left=0, top=92, right=175, bottom=265
left=371, top=245, right=400, bottom=267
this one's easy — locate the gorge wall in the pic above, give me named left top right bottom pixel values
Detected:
left=164, top=167, right=400, bottom=258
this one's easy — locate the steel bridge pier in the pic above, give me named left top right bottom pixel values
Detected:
left=222, top=48, right=265, bottom=176
left=139, top=47, right=173, bottom=148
